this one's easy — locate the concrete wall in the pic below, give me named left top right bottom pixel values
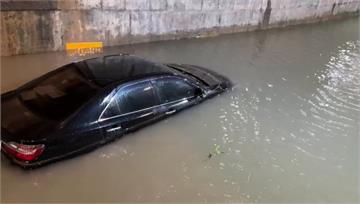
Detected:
left=1, top=0, right=359, bottom=56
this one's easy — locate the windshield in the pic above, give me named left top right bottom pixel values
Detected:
left=18, top=64, right=99, bottom=120
left=166, top=64, right=210, bottom=86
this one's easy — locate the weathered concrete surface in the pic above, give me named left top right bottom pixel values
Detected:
left=1, top=0, right=359, bottom=56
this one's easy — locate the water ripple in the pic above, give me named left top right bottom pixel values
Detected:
left=309, top=41, right=360, bottom=132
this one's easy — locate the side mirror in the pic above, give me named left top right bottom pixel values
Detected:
left=195, top=88, right=204, bottom=98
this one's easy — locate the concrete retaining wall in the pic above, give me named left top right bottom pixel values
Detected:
left=1, top=0, right=359, bottom=56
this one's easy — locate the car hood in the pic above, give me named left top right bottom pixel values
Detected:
left=1, top=91, right=57, bottom=143
left=166, top=64, right=231, bottom=89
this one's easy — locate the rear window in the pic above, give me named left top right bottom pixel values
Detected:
left=18, top=65, right=99, bottom=120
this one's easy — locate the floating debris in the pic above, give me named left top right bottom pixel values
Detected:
left=204, top=144, right=225, bottom=161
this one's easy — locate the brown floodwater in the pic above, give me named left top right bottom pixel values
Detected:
left=1, top=17, right=359, bottom=203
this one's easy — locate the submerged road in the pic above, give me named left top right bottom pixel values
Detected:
left=1, top=17, right=359, bottom=203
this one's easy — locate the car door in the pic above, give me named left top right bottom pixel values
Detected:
left=151, top=76, right=199, bottom=116
left=119, top=80, right=165, bottom=132
left=64, top=117, right=104, bottom=153
left=98, top=89, right=127, bottom=141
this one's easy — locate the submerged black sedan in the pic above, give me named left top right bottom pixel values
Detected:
left=1, top=54, right=232, bottom=168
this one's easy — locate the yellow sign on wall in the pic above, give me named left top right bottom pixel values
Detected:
left=66, top=42, right=103, bottom=56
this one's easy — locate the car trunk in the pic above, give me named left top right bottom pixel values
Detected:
left=1, top=92, right=56, bottom=143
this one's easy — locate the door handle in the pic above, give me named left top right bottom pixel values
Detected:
left=165, top=109, right=176, bottom=115
left=106, top=125, right=121, bottom=132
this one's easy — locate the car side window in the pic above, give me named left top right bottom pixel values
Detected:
left=101, top=81, right=159, bottom=119
left=122, top=81, right=158, bottom=113
left=153, top=77, right=196, bottom=103
left=101, top=92, right=123, bottom=119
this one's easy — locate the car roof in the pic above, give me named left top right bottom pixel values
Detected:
left=75, top=54, right=174, bottom=87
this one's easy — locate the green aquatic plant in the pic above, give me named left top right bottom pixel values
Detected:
left=205, top=144, right=225, bottom=161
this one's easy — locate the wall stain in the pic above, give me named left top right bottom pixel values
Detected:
left=331, top=3, right=336, bottom=15
left=1, top=0, right=359, bottom=56
left=262, top=0, right=272, bottom=26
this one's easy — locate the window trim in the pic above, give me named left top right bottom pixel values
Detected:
left=98, top=76, right=201, bottom=122
left=98, top=79, right=153, bottom=121
left=98, top=92, right=121, bottom=120
left=99, top=97, right=190, bottom=122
